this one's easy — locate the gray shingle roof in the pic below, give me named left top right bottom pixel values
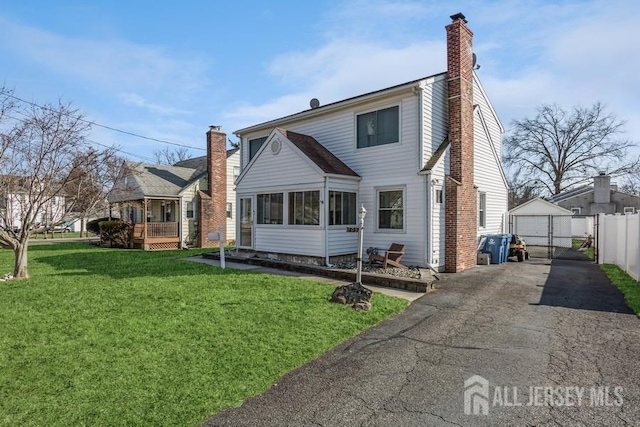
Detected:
left=109, top=161, right=201, bottom=203
left=173, top=148, right=239, bottom=178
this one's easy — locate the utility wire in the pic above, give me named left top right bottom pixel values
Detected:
left=4, top=112, right=158, bottom=163
left=0, top=90, right=206, bottom=151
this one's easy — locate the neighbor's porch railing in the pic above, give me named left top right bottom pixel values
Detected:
left=133, top=222, right=179, bottom=238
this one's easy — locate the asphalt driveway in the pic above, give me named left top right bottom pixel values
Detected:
left=204, top=255, right=640, bottom=426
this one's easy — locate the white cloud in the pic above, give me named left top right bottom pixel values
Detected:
left=226, top=39, right=445, bottom=128
left=119, top=93, right=193, bottom=116
left=0, top=15, right=209, bottom=97
left=479, top=0, right=640, bottom=139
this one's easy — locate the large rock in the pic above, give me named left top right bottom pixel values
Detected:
left=330, top=282, right=373, bottom=311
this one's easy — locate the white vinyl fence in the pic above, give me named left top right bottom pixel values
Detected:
left=597, top=213, right=640, bottom=280
left=572, top=216, right=594, bottom=238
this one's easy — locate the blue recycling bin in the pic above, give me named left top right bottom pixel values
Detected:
left=500, top=234, right=512, bottom=263
left=482, top=235, right=503, bottom=264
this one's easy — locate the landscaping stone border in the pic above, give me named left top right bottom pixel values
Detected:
left=202, top=252, right=433, bottom=293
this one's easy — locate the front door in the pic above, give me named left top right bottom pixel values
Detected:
left=239, top=197, right=253, bottom=248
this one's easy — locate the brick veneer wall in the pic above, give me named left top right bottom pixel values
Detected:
left=445, top=14, right=477, bottom=273
left=198, top=127, right=227, bottom=248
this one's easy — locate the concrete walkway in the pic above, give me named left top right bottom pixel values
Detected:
left=186, top=256, right=424, bottom=302
left=203, top=256, right=639, bottom=426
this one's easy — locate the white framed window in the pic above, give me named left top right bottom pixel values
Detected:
left=435, top=189, right=443, bottom=204
left=256, top=193, right=283, bottom=224
left=377, top=188, right=404, bottom=231
left=233, top=166, right=240, bottom=182
left=226, top=202, right=233, bottom=219
left=248, top=136, right=268, bottom=161
left=357, top=106, right=400, bottom=148
left=328, top=191, right=357, bottom=225
left=479, top=192, right=486, bottom=228
left=288, top=191, right=320, bottom=225
left=624, top=206, right=635, bottom=214
left=186, top=201, right=195, bottom=220
left=571, top=207, right=581, bottom=215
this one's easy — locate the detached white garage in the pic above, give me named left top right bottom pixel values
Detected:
left=509, top=198, right=573, bottom=249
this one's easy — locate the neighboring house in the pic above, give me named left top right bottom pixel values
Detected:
left=109, top=127, right=239, bottom=250
left=1, top=194, right=67, bottom=232
left=551, top=173, right=640, bottom=216
left=233, top=13, right=508, bottom=272
left=0, top=176, right=68, bottom=232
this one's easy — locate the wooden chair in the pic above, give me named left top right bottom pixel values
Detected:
left=369, top=243, right=407, bottom=269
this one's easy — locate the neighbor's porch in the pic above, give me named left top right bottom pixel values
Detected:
left=124, top=198, right=181, bottom=250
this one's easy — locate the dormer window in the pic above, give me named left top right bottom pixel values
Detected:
left=249, top=136, right=267, bottom=161
left=357, top=106, right=399, bottom=148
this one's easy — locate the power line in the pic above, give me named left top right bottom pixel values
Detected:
left=4, top=112, right=158, bottom=163
left=0, top=90, right=206, bottom=151
left=87, top=138, right=157, bottom=163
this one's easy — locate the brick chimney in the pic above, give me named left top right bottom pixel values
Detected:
left=444, top=13, right=477, bottom=273
left=198, top=126, right=227, bottom=248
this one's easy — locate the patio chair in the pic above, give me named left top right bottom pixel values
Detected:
left=369, top=243, right=407, bottom=269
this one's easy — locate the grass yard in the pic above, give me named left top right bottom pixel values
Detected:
left=600, top=264, right=640, bottom=317
left=0, top=243, right=407, bottom=426
left=572, top=238, right=594, bottom=260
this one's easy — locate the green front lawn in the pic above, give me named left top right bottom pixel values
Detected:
left=0, top=244, right=407, bottom=426
left=600, top=264, right=640, bottom=317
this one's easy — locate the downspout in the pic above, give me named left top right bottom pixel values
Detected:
left=324, top=176, right=330, bottom=266
left=426, top=173, right=432, bottom=266
left=178, top=196, right=184, bottom=249
left=415, top=82, right=428, bottom=265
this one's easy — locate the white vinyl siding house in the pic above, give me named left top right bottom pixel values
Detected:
left=234, top=70, right=507, bottom=269
left=472, top=78, right=508, bottom=236
left=226, top=151, right=239, bottom=241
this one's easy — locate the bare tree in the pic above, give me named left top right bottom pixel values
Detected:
left=618, top=173, right=640, bottom=196
left=503, top=102, right=640, bottom=196
left=64, top=150, right=124, bottom=236
left=0, top=90, right=114, bottom=279
left=153, top=146, right=192, bottom=165
left=507, top=170, right=542, bottom=209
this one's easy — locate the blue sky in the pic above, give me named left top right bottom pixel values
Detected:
left=0, top=0, right=638, bottom=163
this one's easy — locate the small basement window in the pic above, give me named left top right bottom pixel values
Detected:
left=624, top=207, right=635, bottom=214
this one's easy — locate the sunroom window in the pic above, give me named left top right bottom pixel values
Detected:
left=288, top=191, right=320, bottom=225
left=328, top=191, right=357, bottom=225
left=256, top=193, right=283, bottom=224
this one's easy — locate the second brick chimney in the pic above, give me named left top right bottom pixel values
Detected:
left=198, top=126, right=227, bottom=248
left=444, top=13, right=477, bottom=272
